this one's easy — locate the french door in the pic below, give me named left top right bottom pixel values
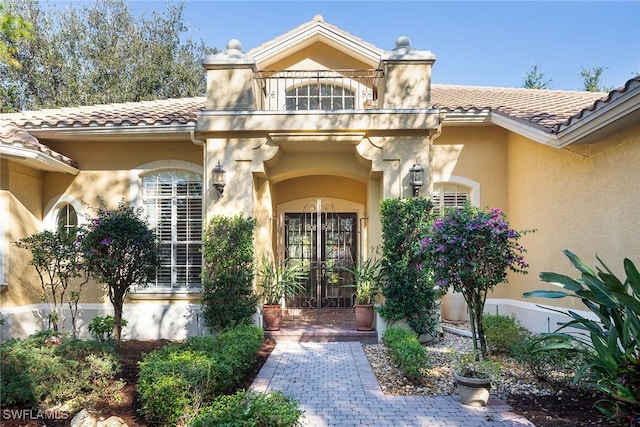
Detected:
left=284, top=200, right=357, bottom=309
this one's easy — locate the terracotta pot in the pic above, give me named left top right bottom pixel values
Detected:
left=454, top=373, right=492, bottom=407
left=354, top=304, right=375, bottom=331
left=262, top=304, right=282, bottom=331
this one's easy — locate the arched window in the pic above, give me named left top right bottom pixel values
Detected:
left=142, top=170, right=203, bottom=288
left=285, top=83, right=355, bottom=111
left=56, top=203, right=78, bottom=233
left=432, top=183, right=471, bottom=216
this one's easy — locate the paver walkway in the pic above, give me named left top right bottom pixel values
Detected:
left=251, top=341, right=535, bottom=426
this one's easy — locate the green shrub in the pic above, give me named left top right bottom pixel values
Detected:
left=88, top=315, right=128, bottom=342
left=191, top=390, right=303, bottom=427
left=482, top=313, right=530, bottom=355
left=514, top=335, right=586, bottom=387
left=137, top=325, right=264, bottom=426
left=378, top=198, right=439, bottom=336
left=383, top=327, right=430, bottom=382
left=524, top=250, right=640, bottom=423
left=0, top=332, right=121, bottom=409
left=201, top=214, right=258, bottom=331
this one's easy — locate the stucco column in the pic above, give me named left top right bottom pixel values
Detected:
left=202, top=39, right=257, bottom=110
left=378, top=37, right=436, bottom=109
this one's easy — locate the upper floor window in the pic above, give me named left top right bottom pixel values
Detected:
left=142, top=170, right=202, bottom=288
left=285, top=83, right=355, bottom=111
left=432, top=183, right=470, bottom=216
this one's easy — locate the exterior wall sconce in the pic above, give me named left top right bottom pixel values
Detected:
left=212, top=160, right=226, bottom=197
left=409, top=163, right=424, bottom=197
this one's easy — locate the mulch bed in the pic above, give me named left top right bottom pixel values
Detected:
left=1, top=338, right=609, bottom=426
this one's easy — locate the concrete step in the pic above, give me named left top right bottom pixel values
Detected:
left=264, top=326, right=378, bottom=344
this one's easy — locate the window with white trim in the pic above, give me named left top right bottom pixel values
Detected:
left=432, top=183, right=470, bottom=215
left=285, top=83, right=355, bottom=110
left=142, top=170, right=202, bottom=288
left=56, top=203, right=78, bottom=233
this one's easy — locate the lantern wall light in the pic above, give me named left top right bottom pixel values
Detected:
left=212, top=160, right=226, bottom=197
left=409, top=163, right=424, bottom=197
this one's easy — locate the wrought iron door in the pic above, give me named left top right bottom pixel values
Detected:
left=284, top=201, right=357, bottom=309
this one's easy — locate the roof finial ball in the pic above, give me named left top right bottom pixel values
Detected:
left=226, top=38, right=243, bottom=53
left=395, top=36, right=412, bottom=49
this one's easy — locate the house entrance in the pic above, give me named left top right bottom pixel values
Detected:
left=284, top=200, right=357, bottom=310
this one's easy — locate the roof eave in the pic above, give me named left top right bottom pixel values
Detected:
left=0, top=145, right=79, bottom=175
left=489, top=113, right=561, bottom=147
left=25, top=124, right=197, bottom=141
left=552, top=84, right=640, bottom=147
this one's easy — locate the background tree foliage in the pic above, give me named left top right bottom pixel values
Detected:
left=522, top=64, right=552, bottom=90
left=0, top=0, right=214, bottom=112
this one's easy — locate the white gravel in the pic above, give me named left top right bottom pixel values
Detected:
left=363, top=325, right=562, bottom=399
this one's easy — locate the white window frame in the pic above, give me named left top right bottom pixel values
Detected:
left=130, top=161, right=203, bottom=295
left=43, top=195, right=84, bottom=232
left=431, top=175, right=480, bottom=215
left=285, top=81, right=356, bottom=111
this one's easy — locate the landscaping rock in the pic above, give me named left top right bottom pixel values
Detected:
left=97, top=416, right=128, bottom=427
left=71, top=410, right=128, bottom=427
left=71, top=409, right=97, bottom=427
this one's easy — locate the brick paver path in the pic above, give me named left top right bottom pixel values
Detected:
left=251, top=341, right=535, bottom=426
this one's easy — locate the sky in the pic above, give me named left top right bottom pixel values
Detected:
left=122, top=1, right=639, bottom=90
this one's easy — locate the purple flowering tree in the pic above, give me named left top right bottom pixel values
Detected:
left=80, top=201, right=159, bottom=348
left=424, top=203, right=531, bottom=358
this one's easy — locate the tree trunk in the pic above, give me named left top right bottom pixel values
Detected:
left=112, top=291, right=124, bottom=350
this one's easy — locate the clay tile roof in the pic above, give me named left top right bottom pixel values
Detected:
left=0, top=97, right=205, bottom=129
left=0, top=122, right=77, bottom=167
left=431, top=84, right=609, bottom=133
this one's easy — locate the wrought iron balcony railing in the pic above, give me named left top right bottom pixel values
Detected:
left=254, top=69, right=383, bottom=111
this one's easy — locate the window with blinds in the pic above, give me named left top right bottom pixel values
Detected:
left=142, top=170, right=203, bottom=288
left=432, top=183, right=470, bottom=216
left=285, top=83, right=355, bottom=110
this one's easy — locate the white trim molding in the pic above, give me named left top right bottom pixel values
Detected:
left=432, top=174, right=480, bottom=206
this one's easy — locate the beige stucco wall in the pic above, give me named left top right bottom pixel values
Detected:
left=2, top=139, right=203, bottom=309
left=264, top=41, right=374, bottom=71
left=506, top=122, right=640, bottom=310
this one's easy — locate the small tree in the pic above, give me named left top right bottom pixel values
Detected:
left=424, top=203, right=531, bottom=358
left=378, top=198, right=439, bottom=336
left=80, top=201, right=159, bottom=347
left=201, top=214, right=257, bottom=332
left=580, top=66, right=612, bottom=92
left=14, top=229, right=86, bottom=335
left=523, top=64, right=552, bottom=89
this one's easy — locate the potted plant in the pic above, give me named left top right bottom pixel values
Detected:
left=257, top=255, right=307, bottom=331
left=342, top=255, right=383, bottom=331
left=452, top=351, right=500, bottom=407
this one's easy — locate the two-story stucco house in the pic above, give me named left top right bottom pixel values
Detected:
left=1, top=16, right=639, bottom=340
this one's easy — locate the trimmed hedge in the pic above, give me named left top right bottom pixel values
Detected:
left=382, top=327, right=431, bottom=383
left=138, top=325, right=264, bottom=426
left=191, top=390, right=303, bottom=427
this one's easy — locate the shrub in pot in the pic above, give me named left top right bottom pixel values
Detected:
left=453, top=351, right=500, bottom=407
left=257, top=255, right=307, bottom=331
left=342, top=254, right=383, bottom=330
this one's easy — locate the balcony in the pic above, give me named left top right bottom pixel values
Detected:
left=253, top=69, right=384, bottom=111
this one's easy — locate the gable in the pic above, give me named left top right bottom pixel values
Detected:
left=264, top=41, right=376, bottom=72
left=248, top=15, right=383, bottom=69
